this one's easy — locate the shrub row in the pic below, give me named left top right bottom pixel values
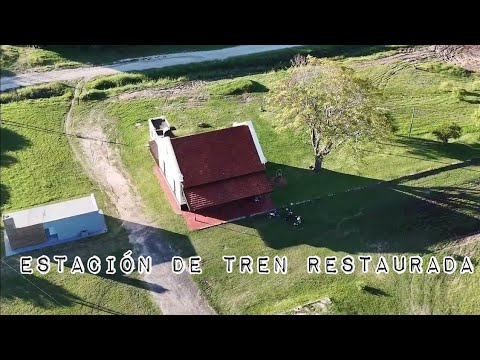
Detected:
left=0, top=82, right=70, bottom=104
left=87, top=73, right=145, bottom=90
left=80, top=89, right=107, bottom=101
left=209, top=79, right=269, bottom=96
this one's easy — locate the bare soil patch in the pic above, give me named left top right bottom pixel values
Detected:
left=354, top=45, right=480, bottom=73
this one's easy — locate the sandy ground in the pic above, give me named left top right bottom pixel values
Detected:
left=1, top=45, right=301, bottom=91
left=117, top=81, right=206, bottom=101
left=65, top=83, right=215, bottom=315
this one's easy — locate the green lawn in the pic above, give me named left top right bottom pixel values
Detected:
left=0, top=96, right=160, bottom=314
left=79, top=53, right=480, bottom=314
left=2, top=46, right=479, bottom=314
left=0, top=45, right=232, bottom=76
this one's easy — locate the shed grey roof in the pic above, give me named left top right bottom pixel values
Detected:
left=2, top=194, right=100, bottom=229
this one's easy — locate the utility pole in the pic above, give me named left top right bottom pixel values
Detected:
left=409, top=107, right=416, bottom=137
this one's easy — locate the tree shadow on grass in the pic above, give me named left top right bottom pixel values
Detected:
left=238, top=159, right=480, bottom=254
left=249, top=80, right=269, bottom=93
left=0, top=127, right=31, bottom=208
left=394, top=136, right=480, bottom=162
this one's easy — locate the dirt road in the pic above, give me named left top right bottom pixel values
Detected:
left=65, top=83, right=215, bottom=314
left=1, top=45, right=300, bottom=91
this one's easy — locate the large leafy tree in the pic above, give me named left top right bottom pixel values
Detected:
left=267, top=56, right=393, bottom=171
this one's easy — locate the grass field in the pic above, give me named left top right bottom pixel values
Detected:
left=0, top=95, right=160, bottom=314
left=0, top=45, right=231, bottom=76
left=2, top=46, right=479, bottom=314
left=72, top=52, right=480, bottom=314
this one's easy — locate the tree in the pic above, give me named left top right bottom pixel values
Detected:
left=267, top=56, right=392, bottom=171
left=432, top=122, right=462, bottom=144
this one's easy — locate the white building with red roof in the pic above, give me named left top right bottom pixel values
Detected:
left=148, top=119, right=272, bottom=214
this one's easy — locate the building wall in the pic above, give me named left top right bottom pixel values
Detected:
left=43, top=211, right=107, bottom=241
left=149, top=121, right=157, bottom=141
left=156, top=137, right=186, bottom=206
left=5, top=223, right=47, bottom=250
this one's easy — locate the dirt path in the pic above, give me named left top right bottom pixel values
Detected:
left=352, top=45, right=480, bottom=73
left=65, top=83, right=215, bottom=315
left=1, top=45, right=301, bottom=91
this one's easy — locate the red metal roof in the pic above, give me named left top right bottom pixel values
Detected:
left=170, top=126, right=264, bottom=188
left=184, top=172, right=273, bottom=211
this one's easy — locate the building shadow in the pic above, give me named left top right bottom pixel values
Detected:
left=236, top=159, right=480, bottom=253
left=0, top=214, right=199, bottom=313
left=1, top=215, right=197, bottom=300
left=0, top=127, right=32, bottom=208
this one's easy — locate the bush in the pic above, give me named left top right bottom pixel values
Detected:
left=88, top=73, right=145, bottom=90
left=26, top=48, right=58, bottom=66
left=209, top=79, right=269, bottom=96
left=432, top=122, right=463, bottom=144
left=90, top=78, right=116, bottom=90
left=80, top=89, right=107, bottom=101
left=417, top=61, right=470, bottom=77
left=0, top=82, right=70, bottom=104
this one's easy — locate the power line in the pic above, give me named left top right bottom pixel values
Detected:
left=1, top=119, right=126, bottom=146
left=1, top=259, right=63, bottom=305
left=1, top=259, right=124, bottom=315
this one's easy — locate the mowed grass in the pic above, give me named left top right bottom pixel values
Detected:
left=2, top=47, right=479, bottom=315
left=82, top=55, right=480, bottom=314
left=354, top=61, right=480, bottom=137
left=0, top=97, right=160, bottom=314
left=0, top=45, right=231, bottom=76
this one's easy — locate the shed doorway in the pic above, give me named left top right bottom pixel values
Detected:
left=45, top=227, right=59, bottom=242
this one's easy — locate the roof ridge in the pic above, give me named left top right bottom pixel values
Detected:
left=170, top=124, right=248, bottom=142
left=184, top=169, right=267, bottom=189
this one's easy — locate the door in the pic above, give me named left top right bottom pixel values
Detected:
left=45, top=227, right=59, bottom=242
